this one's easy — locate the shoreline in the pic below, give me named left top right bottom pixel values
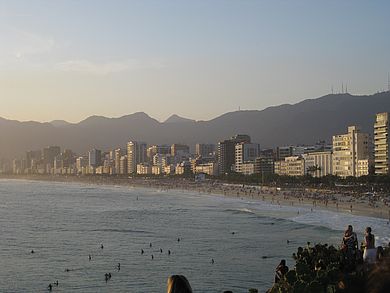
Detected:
left=1, top=174, right=390, bottom=222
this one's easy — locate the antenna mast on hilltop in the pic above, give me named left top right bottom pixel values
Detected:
left=345, top=83, right=348, bottom=93
left=341, top=82, right=344, bottom=94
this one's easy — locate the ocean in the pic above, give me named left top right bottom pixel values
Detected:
left=0, top=179, right=389, bottom=292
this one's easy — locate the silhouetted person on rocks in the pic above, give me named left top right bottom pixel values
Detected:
left=275, top=259, right=289, bottom=283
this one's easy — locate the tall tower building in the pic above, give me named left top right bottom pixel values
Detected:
left=114, top=148, right=123, bottom=174
left=42, top=146, right=61, bottom=167
left=127, top=141, right=147, bottom=174
left=374, top=112, right=389, bottom=175
left=217, top=134, right=251, bottom=175
left=88, top=149, right=102, bottom=168
left=332, top=126, right=371, bottom=177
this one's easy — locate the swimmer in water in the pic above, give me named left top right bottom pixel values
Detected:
left=211, top=258, right=215, bottom=264
left=141, top=249, right=144, bottom=254
left=160, top=248, right=163, bottom=253
left=101, top=244, right=104, bottom=249
left=117, top=263, right=121, bottom=270
left=89, top=254, right=92, bottom=261
left=48, top=284, right=52, bottom=291
left=168, top=250, right=171, bottom=255
left=152, top=254, right=154, bottom=260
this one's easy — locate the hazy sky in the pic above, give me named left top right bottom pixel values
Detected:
left=0, top=0, right=389, bottom=123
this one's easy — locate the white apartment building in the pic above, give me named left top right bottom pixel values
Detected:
left=194, top=162, right=218, bottom=176
left=303, top=151, right=332, bottom=177
left=275, top=156, right=305, bottom=176
left=127, top=141, right=147, bottom=174
left=332, top=126, right=371, bottom=177
left=235, top=142, right=260, bottom=174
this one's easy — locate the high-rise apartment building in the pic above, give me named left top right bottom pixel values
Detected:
left=374, top=112, right=389, bottom=175
left=217, top=134, right=251, bottom=175
left=26, top=150, right=42, bottom=170
left=254, top=149, right=275, bottom=175
left=235, top=142, right=260, bottom=173
left=113, top=148, right=123, bottom=174
left=119, top=155, right=128, bottom=175
left=332, top=126, right=371, bottom=177
left=127, top=141, right=147, bottom=174
left=88, top=149, right=102, bottom=168
left=76, top=156, right=87, bottom=174
left=42, top=146, right=61, bottom=167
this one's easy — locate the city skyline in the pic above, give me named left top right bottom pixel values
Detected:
left=5, top=111, right=387, bottom=178
left=1, top=0, right=389, bottom=122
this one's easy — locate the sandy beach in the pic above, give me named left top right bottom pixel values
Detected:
left=1, top=174, right=389, bottom=221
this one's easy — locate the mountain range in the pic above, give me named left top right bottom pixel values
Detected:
left=1, top=91, right=390, bottom=159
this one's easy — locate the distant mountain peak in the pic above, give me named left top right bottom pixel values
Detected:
left=50, top=120, right=72, bottom=127
left=164, top=114, right=195, bottom=123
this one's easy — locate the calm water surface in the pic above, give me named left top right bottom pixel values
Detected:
left=0, top=179, right=388, bottom=292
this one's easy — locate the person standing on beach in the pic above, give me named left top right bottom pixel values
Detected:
left=363, top=227, right=376, bottom=264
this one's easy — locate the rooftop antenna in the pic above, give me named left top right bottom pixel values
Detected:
left=331, top=85, right=334, bottom=94
left=342, top=82, right=344, bottom=94
left=346, top=83, right=348, bottom=93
